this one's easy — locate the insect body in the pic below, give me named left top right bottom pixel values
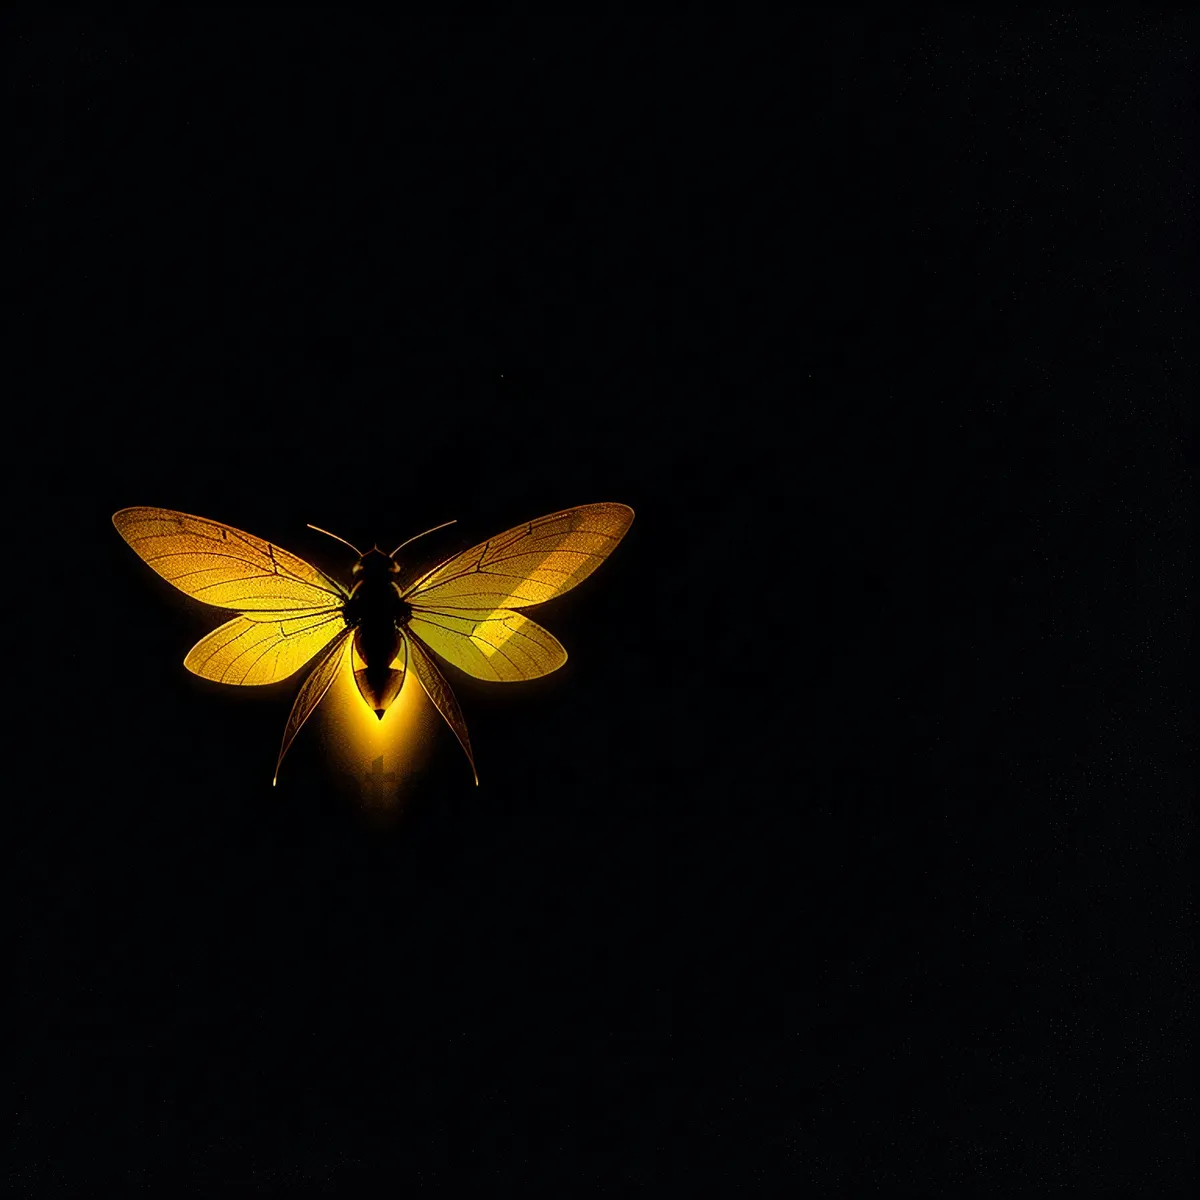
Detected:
left=344, top=546, right=410, bottom=717
left=112, top=504, right=634, bottom=784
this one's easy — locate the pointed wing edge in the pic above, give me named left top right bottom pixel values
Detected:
left=405, top=629, right=479, bottom=786
left=273, top=624, right=355, bottom=785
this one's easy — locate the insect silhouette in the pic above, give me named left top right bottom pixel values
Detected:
left=113, top=504, right=634, bottom=784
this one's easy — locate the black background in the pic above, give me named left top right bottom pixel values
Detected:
left=14, top=12, right=1191, bottom=1193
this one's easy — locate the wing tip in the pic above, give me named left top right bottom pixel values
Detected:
left=594, top=500, right=635, bottom=521
left=112, top=505, right=164, bottom=525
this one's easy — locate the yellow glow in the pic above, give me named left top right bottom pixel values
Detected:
left=319, top=642, right=435, bottom=808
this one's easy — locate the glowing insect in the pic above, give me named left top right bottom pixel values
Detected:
left=112, top=504, right=634, bottom=784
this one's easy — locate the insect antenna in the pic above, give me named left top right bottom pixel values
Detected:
left=307, top=524, right=363, bottom=556
left=391, top=519, right=457, bottom=557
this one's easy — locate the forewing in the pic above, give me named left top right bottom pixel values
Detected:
left=406, top=631, right=477, bottom=784
left=403, top=503, right=633, bottom=610
left=185, top=611, right=348, bottom=685
left=114, top=507, right=347, bottom=612
left=273, top=624, right=355, bottom=784
left=407, top=608, right=567, bottom=682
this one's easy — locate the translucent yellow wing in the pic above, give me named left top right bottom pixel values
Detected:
left=184, top=610, right=348, bottom=685
left=405, top=631, right=477, bottom=785
left=113, top=507, right=347, bottom=612
left=403, top=503, right=634, bottom=610
left=407, top=608, right=567, bottom=681
left=274, top=625, right=355, bottom=784
left=399, top=504, right=633, bottom=784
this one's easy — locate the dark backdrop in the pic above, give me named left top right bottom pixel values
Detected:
left=14, top=12, right=1191, bottom=1193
